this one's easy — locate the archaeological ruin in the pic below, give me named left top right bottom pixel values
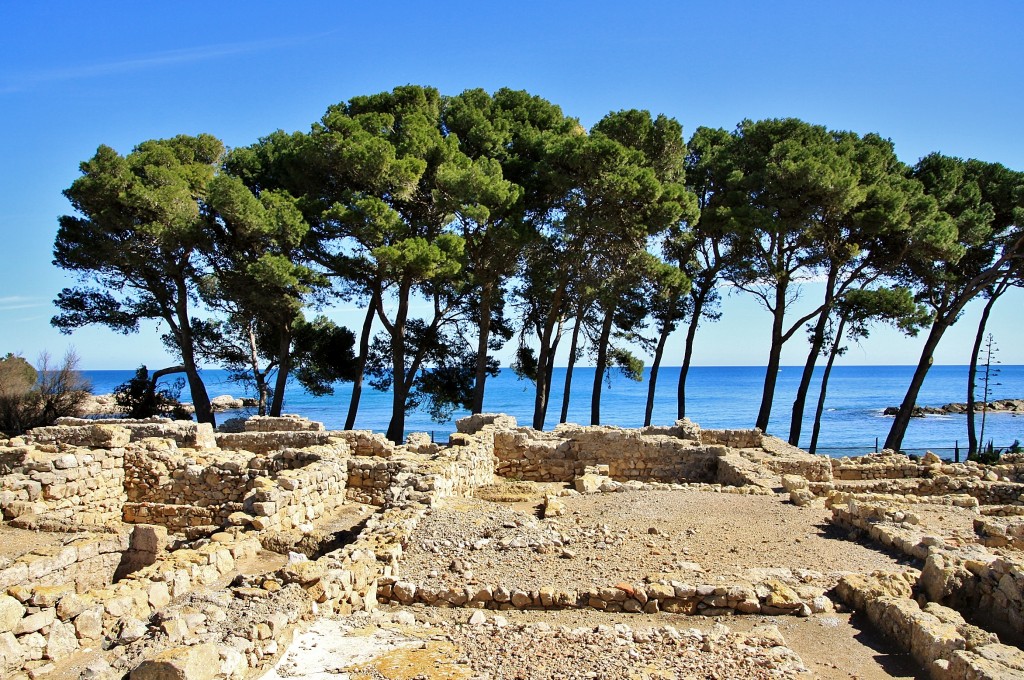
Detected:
left=1, top=412, right=1024, bottom=678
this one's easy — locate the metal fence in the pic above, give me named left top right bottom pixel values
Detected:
left=813, top=442, right=1021, bottom=461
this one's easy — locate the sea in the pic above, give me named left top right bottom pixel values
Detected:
left=79, top=365, right=1024, bottom=459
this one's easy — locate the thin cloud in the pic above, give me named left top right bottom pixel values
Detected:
left=2, top=32, right=335, bottom=92
left=0, top=296, right=45, bottom=311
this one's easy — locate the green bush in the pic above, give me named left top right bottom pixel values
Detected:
left=113, top=366, right=191, bottom=419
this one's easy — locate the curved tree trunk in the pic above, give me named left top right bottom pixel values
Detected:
left=755, top=286, right=788, bottom=432
left=789, top=311, right=832, bottom=444
left=677, top=290, right=706, bottom=420
left=172, top=289, right=214, bottom=427
left=645, top=320, right=672, bottom=427
left=590, top=307, right=614, bottom=426
left=269, top=326, right=292, bottom=417
left=471, top=283, right=494, bottom=414
left=884, top=322, right=946, bottom=451
left=967, top=291, right=1002, bottom=457
left=345, top=288, right=380, bottom=430
left=809, top=316, right=847, bottom=455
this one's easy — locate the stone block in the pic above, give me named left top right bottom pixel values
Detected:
left=0, top=595, right=26, bottom=634
left=130, top=643, right=220, bottom=680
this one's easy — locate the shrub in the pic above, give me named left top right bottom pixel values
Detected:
left=113, top=366, right=191, bottom=419
left=0, top=350, right=92, bottom=434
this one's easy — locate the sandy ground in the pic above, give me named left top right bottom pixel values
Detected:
left=0, top=524, right=80, bottom=562
left=398, top=490, right=911, bottom=592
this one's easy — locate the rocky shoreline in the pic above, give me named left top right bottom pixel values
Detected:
left=883, top=398, right=1024, bottom=417
left=77, top=393, right=258, bottom=417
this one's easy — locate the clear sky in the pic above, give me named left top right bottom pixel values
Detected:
left=2, top=1, right=1022, bottom=370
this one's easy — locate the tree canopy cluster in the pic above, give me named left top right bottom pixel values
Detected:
left=53, top=86, right=1024, bottom=448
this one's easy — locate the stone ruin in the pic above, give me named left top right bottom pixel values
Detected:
left=0, top=413, right=1021, bottom=678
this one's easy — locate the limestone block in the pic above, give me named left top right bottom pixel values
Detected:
left=14, top=608, right=55, bottom=635
left=44, top=619, right=78, bottom=660
left=130, top=643, right=220, bottom=680
left=0, top=631, right=25, bottom=670
left=0, top=595, right=25, bottom=633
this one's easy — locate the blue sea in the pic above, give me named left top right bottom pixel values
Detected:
left=81, top=364, right=1024, bottom=458
left=80, top=365, right=1024, bottom=458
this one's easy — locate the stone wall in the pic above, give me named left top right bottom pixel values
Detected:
left=701, top=428, right=762, bottom=449
left=833, top=571, right=1024, bottom=679
left=216, top=430, right=332, bottom=454
left=243, top=415, right=325, bottom=432
left=123, top=440, right=351, bottom=533
left=0, top=431, right=127, bottom=526
left=345, top=430, right=496, bottom=506
left=493, top=426, right=721, bottom=484
left=51, top=417, right=216, bottom=449
left=831, top=497, right=1024, bottom=648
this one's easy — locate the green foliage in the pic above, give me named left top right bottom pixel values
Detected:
left=291, top=316, right=358, bottom=397
left=0, top=351, right=92, bottom=434
left=113, top=366, right=190, bottom=420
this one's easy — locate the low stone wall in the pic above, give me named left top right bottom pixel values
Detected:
left=701, top=428, right=762, bottom=449
left=345, top=430, right=496, bottom=506
left=493, top=427, right=720, bottom=483
left=0, top=436, right=127, bottom=526
left=243, top=415, right=325, bottom=432
left=331, top=430, right=396, bottom=457
left=125, top=441, right=351, bottom=532
left=835, top=571, right=1024, bottom=679
left=377, top=575, right=829, bottom=617
left=216, top=430, right=332, bottom=454
left=831, top=497, right=1024, bottom=647
left=0, top=530, right=129, bottom=594
left=52, top=417, right=216, bottom=449
left=835, top=476, right=1024, bottom=505
left=238, top=456, right=348, bottom=532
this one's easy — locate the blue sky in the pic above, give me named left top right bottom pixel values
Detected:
left=1, top=1, right=1022, bottom=369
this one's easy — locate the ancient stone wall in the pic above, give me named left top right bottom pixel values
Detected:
left=215, top=430, right=332, bottom=454
left=701, top=428, right=762, bottom=448
left=243, top=415, right=325, bottom=432
left=52, top=417, right=216, bottom=449
left=331, top=430, right=396, bottom=457
left=124, top=441, right=350, bottom=532
left=0, top=430, right=127, bottom=525
left=492, top=427, right=721, bottom=483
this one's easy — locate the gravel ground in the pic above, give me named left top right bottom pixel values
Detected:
left=397, top=490, right=910, bottom=592
left=265, top=609, right=814, bottom=680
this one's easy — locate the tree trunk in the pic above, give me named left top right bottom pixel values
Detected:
left=755, top=286, right=788, bottom=432
left=345, top=287, right=379, bottom=430
left=809, top=316, right=847, bottom=455
left=471, top=283, right=494, bottom=414
left=590, top=307, right=614, bottom=426
left=147, top=365, right=186, bottom=412
left=559, top=312, right=584, bottom=424
left=677, top=289, right=706, bottom=420
left=884, top=322, right=946, bottom=451
left=645, top=320, right=672, bottom=427
left=967, top=292, right=1001, bottom=457
left=172, top=288, right=214, bottom=426
left=532, top=288, right=564, bottom=430
left=789, top=308, right=833, bottom=445
left=269, top=325, right=292, bottom=417
left=385, top=281, right=412, bottom=444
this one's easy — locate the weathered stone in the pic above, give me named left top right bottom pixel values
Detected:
left=14, top=609, right=55, bottom=635
left=44, top=620, right=78, bottom=660
left=130, top=643, right=220, bottom=680
left=0, top=595, right=26, bottom=634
